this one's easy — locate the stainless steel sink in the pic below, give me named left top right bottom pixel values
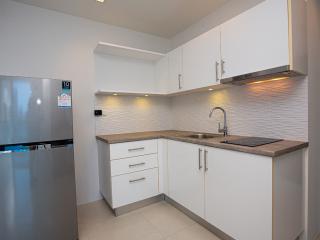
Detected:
left=186, top=133, right=222, bottom=139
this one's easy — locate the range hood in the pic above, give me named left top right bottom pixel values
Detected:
left=220, top=65, right=304, bottom=86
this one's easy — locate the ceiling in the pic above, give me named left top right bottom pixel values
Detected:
left=12, top=0, right=229, bottom=38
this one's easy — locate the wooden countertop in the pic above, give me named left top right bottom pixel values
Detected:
left=96, top=130, right=308, bottom=157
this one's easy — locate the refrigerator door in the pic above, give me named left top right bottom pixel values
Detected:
left=0, top=76, right=73, bottom=145
left=0, top=143, right=78, bottom=240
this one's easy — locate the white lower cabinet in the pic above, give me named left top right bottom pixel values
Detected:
left=167, top=140, right=205, bottom=218
left=98, top=139, right=160, bottom=209
left=99, top=138, right=303, bottom=240
left=204, top=147, right=273, bottom=240
left=166, top=140, right=303, bottom=240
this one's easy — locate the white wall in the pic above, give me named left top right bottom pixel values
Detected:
left=0, top=0, right=172, bottom=205
left=307, top=0, right=320, bottom=239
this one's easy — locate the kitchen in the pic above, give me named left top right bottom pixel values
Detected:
left=0, top=0, right=319, bottom=240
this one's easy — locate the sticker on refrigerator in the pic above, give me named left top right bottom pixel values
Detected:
left=58, top=93, right=72, bottom=108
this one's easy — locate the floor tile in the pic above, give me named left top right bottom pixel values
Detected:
left=166, top=224, right=221, bottom=240
left=137, top=201, right=196, bottom=237
left=77, top=200, right=114, bottom=225
left=78, top=200, right=221, bottom=240
left=84, top=211, right=162, bottom=240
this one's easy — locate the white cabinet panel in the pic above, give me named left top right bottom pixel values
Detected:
left=220, top=0, right=289, bottom=79
left=168, top=47, right=183, bottom=93
left=155, top=56, right=169, bottom=94
left=110, top=140, right=158, bottom=160
left=111, top=154, right=158, bottom=176
left=167, top=140, right=205, bottom=218
left=182, top=27, right=221, bottom=90
left=112, top=168, right=159, bottom=208
left=204, top=148, right=273, bottom=240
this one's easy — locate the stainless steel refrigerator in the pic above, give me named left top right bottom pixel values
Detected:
left=0, top=76, right=78, bottom=240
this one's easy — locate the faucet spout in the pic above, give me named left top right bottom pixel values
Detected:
left=209, top=107, right=228, bottom=136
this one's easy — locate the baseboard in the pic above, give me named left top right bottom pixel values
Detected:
left=113, top=194, right=165, bottom=216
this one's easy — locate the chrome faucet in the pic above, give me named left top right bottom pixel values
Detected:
left=209, top=107, right=228, bottom=136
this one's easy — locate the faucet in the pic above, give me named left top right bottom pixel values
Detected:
left=209, top=107, right=228, bottom=136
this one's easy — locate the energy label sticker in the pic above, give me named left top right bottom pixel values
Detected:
left=58, top=93, right=72, bottom=108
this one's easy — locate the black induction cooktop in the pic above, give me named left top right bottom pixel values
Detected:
left=221, top=137, right=282, bottom=147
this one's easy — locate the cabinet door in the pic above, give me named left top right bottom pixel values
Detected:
left=220, top=0, right=289, bottom=79
left=155, top=56, right=169, bottom=94
left=167, top=140, right=204, bottom=218
left=168, top=47, right=183, bottom=93
left=182, top=27, right=221, bottom=90
left=204, top=148, right=273, bottom=240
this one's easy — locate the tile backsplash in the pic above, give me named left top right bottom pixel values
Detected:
left=95, top=78, right=308, bottom=141
left=95, top=95, right=173, bottom=135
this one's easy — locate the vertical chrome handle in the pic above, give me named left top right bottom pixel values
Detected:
left=198, top=148, right=203, bottom=170
left=178, top=74, right=182, bottom=89
left=221, top=60, right=226, bottom=76
left=215, top=61, right=220, bottom=82
left=204, top=150, right=208, bottom=172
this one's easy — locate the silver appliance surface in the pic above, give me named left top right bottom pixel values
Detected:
left=221, top=137, right=282, bottom=147
left=0, top=76, right=78, bottom=240
left=220, top=65, right=303, bottom=85
left=0, top=76, right=73, bottom=145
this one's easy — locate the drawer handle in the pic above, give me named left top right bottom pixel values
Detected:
left=128, top=147, right=145, bottom=152
left=129, top=177, right=146, bottom=183
left=129, top=162, right=146, bottom=168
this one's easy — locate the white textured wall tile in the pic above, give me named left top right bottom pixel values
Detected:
left=172, top=78, right=308, bottom=141
left=95, top=96, right=173, bottom=135
left=95, top=78, right=308, bottom=141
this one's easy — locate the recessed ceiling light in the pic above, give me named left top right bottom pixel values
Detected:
left=208, top=88, right=213, bottom=91
left=113, top=93, right=118, bottom=96
left=144, top=95, right=149, bottom=97
left=96, top=0, right=104, bottom=3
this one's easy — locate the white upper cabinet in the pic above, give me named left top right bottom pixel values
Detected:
left=167, top=47, right=183, bottom=93
left=155, top=56, right=169, bottom=94
left=220, top=0, right=296, bottom=80
left=182, top=27, right=221, bottom=91
left=167, top=140, right=205, bottom=218
left=95, top=0, right=306, bottom=96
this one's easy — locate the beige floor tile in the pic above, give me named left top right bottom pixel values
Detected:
left=78, top=200, right=222, bottom=240
left=77, top=200, right=114, bottom=225
left=138, top=201, right=196, bottom=237
left=86, top=211, right=163, bottom=240
left=166, top=224, right=221, bottom=240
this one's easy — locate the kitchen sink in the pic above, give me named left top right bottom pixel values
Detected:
left=186, top=133, right=222, bottom=139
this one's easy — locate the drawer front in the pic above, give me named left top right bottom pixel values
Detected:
left=111, top=154, right=158, bottom=176
left=110, top=140, right=158, bottom=160
left=112, top=168, right=159, bottom=208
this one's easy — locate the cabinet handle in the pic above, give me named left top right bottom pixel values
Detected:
left=221, top=60, right=226, bottom=76
left=178, top=74, right=182, bottom=89
left=215, top=61, right=220, bottom=82
left=198, top=148, right=203, bottom=170
left=129, top=162, right=146, bottom=168
left=128, top=147, right=145, bottom=152
left=129, top=177, right=146, bottom=183
left=204, top=150, right=208, bottom=172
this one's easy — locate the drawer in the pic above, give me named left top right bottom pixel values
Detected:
left=112, top=168, right=159, bottom=208
left=111, top=154, right=158, bottom=176
left=110, top=140, right=158, bottom=160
